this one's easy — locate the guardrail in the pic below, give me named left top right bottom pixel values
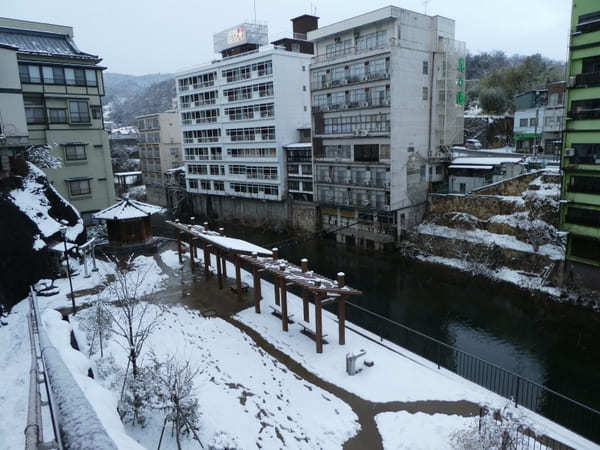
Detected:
left=344, top=300, right=600, bottom=445
left=27, top=288, right=118, bottom=449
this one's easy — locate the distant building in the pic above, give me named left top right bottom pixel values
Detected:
left=285, top=128, right=313, bottom=202
left=137, top=111, right=182, bottom=206
left=561, top=0, right=600, bottom=266
left=0, top=17, right=115, bottom=221
left=308, top=6, right=465, bottom=249
left=448, top=156, right=525, bottom=194
left=513, top=89, right=547, bottom=153
left=175, top=18, right=313, bottom=224
left=542, top=81, right=566, bottom=158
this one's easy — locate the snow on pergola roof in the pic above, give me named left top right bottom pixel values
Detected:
left=94, top=197, right=164, bottom=221
left=451, top=157, right=524, bottom=166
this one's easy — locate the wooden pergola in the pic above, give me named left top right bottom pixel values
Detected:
left=167, top=220, right=362, bottom=353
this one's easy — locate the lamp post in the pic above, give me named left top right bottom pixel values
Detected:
left=60, top=225, right=76, bottom=315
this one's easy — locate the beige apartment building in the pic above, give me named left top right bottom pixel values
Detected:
left=0, top=17, right=115, bottom=221
left=137, top=111, right=182, bottom=206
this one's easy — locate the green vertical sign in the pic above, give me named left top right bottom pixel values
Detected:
left=457, top=57, right=465, bottom=105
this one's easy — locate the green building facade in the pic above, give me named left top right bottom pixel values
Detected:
left=0, top=18, right=115, bottom=221
left=561, top=1, right=600, bottom=266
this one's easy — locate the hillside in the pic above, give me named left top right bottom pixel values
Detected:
left=103, top=72, right=176, bottom=126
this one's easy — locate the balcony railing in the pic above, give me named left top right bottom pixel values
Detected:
left=315, top=177, right=389, bottom=189
left=312, top=42, right=390, bottom=64
left=311, top=71, right=390, bottom=91
left=312, top=98, right=390, bottom=113
left=575, top=72, right=600, bottom=88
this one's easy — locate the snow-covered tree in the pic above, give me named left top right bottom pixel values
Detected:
left=82, top=294, right=112, bottom=357
left=24, top=144, right=62, bottom=169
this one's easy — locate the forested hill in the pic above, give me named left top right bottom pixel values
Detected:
left=103, top=72, right=175, bottom=126
left=466, top=52, right=566, bottom=114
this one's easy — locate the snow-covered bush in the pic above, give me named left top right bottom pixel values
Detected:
left=208, top=431, right=242, bottom=450
left=24, top=144, right=62, bottom=169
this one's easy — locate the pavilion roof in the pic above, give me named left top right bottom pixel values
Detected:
left=94, top=196, right=164, bottom=221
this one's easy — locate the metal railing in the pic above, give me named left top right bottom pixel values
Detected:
left=343, top=300, right=600, bottom=445
left=27, top=288, right=118, bottom=449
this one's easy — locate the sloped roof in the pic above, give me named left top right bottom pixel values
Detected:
left=94, top=197, right=164, bottom=221
left=0, top=27, right=98, bottom=60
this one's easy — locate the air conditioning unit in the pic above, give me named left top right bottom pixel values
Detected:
left=564, top=148, right=575, bottom=157
left=568, top=76, right=576, bottom=88
left=342, top=104, right=349, bottom=109
left=358, top=129, right=369, bottom=136
left=343, top=79, right=349, bottom=85
left=361, top=102, right=369, bottom=108
left=354, top=129, right=361, bottom=136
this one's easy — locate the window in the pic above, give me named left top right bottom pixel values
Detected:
left=19, top=65, right=41, bottom=83
left=188, top=164, right=208, bottom=175
left=288, top=164, right=299, bottom=174
left=529, top=118, right=537, bottom=127
left=227, top=147, right=276, bottom=158
left=519, top=118, right=528, bottom=127
left=289, top=180, right=300, bottom=190
left=571, top=143, right=600, bottom=165
left=188, top=179, right=199, bottom=189
left=65, top=68, right=86, bottom=86
left=68, top=179, right=91, bottom=196
left=380, top=144, right=391, bottom=160
left=200, top=180, right=211, bottom=190
left=354, top=144, right=379, bottom=162
left=64, top=145, right=87, bottom=161
left=422, top=61, right=429, bottom=75
left=422, top=87, right=429, bottom=101
left=91, top=105, right=102, bottom=120
left=69, top=101, right=90, bottom=122
left=42, top=66, right=65, bottom=84
left=213, top=181, right=225, bottom=191
left=24, top=96, right=45, bottom=124
left=48, top=108, right=67, bottom=124
left=85, top=70, right=97, bottom=86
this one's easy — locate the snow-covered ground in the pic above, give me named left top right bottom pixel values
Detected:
left=3, top=248, right=597, bottom=449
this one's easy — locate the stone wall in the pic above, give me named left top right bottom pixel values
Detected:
left=429, top=194, right=526, bottom=219
left=472, top=171, right=543, bottom=196
left=289, top=201, right=319, bottom=233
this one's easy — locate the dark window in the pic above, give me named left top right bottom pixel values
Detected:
left=65, top=68, right=86, bottom=86
left=24, top=96, right=45, bottom=124
left=569, top=175, right=600, bottom=195
left=85, top=70, right=97, bottom=86
left=69, top=100, right=90, bottom=123
left=570, top=98, right=600, bottom=119
left=566, top=207, right=600, bottom=228
left=570, top=235, right=600, bottom=262
left=91, top=105, right=102, bottom=120
left=576, top=11, right=600, bottom=33
left=48, top=108, right=67, bottom=123
left=582, top=56, right=600, bottom=74
left=64, top=145, right=87, bottom=161
left=68, top=179, right=91, bottom=196
left=422, top=61, right=428, bottom=75
left=354, top=144, right=379, bottom=162
left=571, top=143, right=600, bottom=165
left=19, top=65, right=41, bottom=83
left=42, top=66, right=65, bottom=84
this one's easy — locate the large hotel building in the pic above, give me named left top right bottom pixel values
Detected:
left=175, top=18, right=315, bottom=220
left=308, top=6, right=465, bottom=248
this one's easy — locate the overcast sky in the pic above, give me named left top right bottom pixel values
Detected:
left=3, top=0, right=571, bottom=75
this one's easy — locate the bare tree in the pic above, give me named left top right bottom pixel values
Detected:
left=82, top=293, right=112, bottom=358
left=105, top=256, right=161, bottom=379
left=148, top=353, right=203, bottom=450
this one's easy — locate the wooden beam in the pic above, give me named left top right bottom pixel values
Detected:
left=216, top=248, right=223, bottom=290
left=235, top=255, right=242, bottom=301
left=253, top=266, right=261, bottom=314
left=222, top=251, right=228, bottom=278
left=203, top=242, right=210, bottom=279
left=280, top=278, right=288, bottom=332
left=338, top=296, right=346, bottom=346
left=274, top=278, right=280, bottom=306
left=176, top=228, right=182, bottom=263
left=302, top=289, right=309, bottom=323
left=188, top=233, right=194, bottom=271
left=315, top=293, right=323, bottom=354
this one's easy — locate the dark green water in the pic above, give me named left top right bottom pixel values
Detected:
left=153, top=216, right=600, bottom=434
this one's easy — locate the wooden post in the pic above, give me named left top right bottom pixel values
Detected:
left=216, top=248, right=223, bottom=289
left=203, top=242, right=210, bottom=278
left=301, top=258, right=308, bottom=273
left=338, top=296, right=346, bottom=345
left=302, top=289, right=310, bottom=323
left=176, top=227, right=182, bottom=264
left=235, top=255, right=242, bottom=301
left=272, top=247, right=278, bottom=261
left=315, top=293, right=323, bottom=353
left=221, top=251, right=228, bottom=278
left=274, top=278, right=280, bottom=306
left=280, top=278, right=288, bottom=332
left=188, top=232, right=194, bottom=271
left=253, top=265, right=261, bottom=313
left=190, top=216, right=196, bottom=225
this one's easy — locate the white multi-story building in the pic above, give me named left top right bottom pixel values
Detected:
left=175, top=22, right=312, bottom=211
left=308, top=6, right=465, bottom=248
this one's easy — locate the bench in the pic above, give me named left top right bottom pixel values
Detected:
left=269, top=305, right=294, bottom=324
left=299, top=321, right=328, bottom=344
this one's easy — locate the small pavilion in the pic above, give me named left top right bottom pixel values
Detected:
left=94, top=196, right=164, bottom=248
left=169, top=220, right=362, bottom=353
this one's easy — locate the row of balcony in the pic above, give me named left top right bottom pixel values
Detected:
left=317, top=197, right=391, bottom=212
left=311, top=71, right=390, bottom=91
left=312, top=42, right=390, bottom=65
left=312, top=98, right=391, bottom=113
left=315, top=177, right=390, bottom=189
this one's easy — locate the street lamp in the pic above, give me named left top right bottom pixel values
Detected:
left=59, top=224, right=76, bottom=315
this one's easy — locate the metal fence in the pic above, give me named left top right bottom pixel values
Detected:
left=344, top=301, right=600, bottom=445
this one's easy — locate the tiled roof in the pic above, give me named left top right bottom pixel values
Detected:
left=94, top=196, right=165, bottom=221
left=0, top=28, right=98, bottom=60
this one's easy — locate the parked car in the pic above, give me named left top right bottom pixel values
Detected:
left=465, top=139, right=482, bottom=149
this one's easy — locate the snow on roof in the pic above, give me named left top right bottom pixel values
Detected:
left=94, top=196, right=164, bottom=221
left=451, top=157, right=524, bottom=166
left=167, top=166, right=185, bottom=173
left=0, top=29, right=98, bottom=60
left=113, top=171, right=142, bottom=176
left=448, top=164, right=494, bottom=170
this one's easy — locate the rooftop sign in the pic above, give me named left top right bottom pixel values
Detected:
left=213, top=22, right=268, bottom=53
